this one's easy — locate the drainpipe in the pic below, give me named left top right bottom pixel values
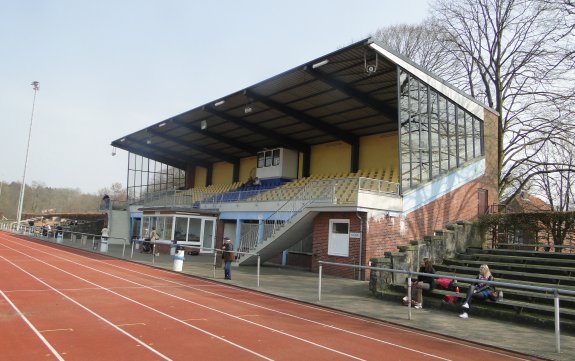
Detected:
left=356, top=211, right=363, bottom=281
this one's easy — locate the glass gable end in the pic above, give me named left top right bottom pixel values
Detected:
left=398, top=68, right=484, bottom=192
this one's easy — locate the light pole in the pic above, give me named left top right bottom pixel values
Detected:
left=16, top=81, right=40, bottom=230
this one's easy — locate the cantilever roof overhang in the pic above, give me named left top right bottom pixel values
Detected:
left=111, top=38, right=488, bottom=170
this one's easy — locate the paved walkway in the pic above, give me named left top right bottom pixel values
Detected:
left=121, top=248, right=574, bottom=361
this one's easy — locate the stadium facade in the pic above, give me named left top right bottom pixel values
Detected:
left=111, top=38, right=498, bottom=277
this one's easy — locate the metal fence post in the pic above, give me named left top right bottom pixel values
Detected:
left=554, top=289, right=561, bottom=353
left=257, top=255, right=261, bottom=288
left=407, top=273, right=412, bottom=320
left=318, top=263, right=323, bottom=301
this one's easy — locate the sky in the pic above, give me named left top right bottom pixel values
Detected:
left=0, top=0, right=429, bottom=194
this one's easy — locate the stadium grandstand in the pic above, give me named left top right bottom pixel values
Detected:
left=109, top=37, right=498, bottom=277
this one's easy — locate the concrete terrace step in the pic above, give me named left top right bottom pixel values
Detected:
left=432, top=278, right=575, bottom=310
left=470, top=247, right=575, bottom=260
left=435, top=264, right=575, bottom=287
left=458, top=252, right=575, bottom=268
left=443, top=258, right=575, bottom=277
left=380, top=286, right=575, bottom=332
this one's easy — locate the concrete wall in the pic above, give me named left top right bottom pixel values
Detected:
left=359, top=132, right=398, bottom=172
left=310, top=141, right=351, bottom=175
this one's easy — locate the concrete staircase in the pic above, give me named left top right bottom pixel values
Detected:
left=236, top=209, right=318, bottom=266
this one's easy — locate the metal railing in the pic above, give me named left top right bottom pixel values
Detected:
left=128, top=176, right=400, bottom=209
left=3, top=223, right=129, bottom=257
left=318, top=260, right=575, bottom=353
left=236, top=181, right=336, bottom=257
left=128, top=241, right=261, bottom=287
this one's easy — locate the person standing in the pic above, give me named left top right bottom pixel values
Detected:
left=101, top=225, right=109, bottom=242
left=221, top=237, right=235, bottom=280
left=149, top=227, right=160, bottom=256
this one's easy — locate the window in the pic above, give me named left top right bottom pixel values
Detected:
left=398, top=67, right=484, bottom=191
left=257, top=152, right=265, bottom=168
left=273, top=149, right=281, bottom=166
left=328, top=219, right=349, bottom=257
left=265, top=151, right=272, bottom=167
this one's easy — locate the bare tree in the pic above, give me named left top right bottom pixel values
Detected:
left=371, top=20, right=459, bottom=81
left=529, top=142, right=575, bottom=250
left=531, top=142, right=575, bottom=212
left=430, top=0, right=575, bottom=201
left=374, top=1, right=575, bottom=202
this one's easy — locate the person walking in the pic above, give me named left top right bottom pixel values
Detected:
left=221, top=237, right=235, bottom=280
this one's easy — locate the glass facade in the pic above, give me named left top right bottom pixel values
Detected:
left=127, top=153, right=186, bottom=202
left=399, top=68, right=484, bottom=191
left=140, top=213, right=216, bottom=252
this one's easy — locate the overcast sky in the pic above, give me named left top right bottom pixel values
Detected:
left=0, top=1, right=429, bottom=194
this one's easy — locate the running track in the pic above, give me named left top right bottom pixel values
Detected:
left=0, top=232, right=541, bottom=361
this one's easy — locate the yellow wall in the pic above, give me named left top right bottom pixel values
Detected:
left=359, top=132, right=399, bottom=171
left=192, top=132, right=399, bottom=186
left=194, top=167, right=207, bottom=187
left=240, top=156, right=257, bottom=182
left=310, top=141, right=351, bottom=175
left=212, top=162, right=233, bottom=184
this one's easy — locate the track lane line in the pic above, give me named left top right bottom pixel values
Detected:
left=1, top=253, right=277, bottom=361
left=0, top=256, right=173, bottom=361
left=0, top=290, right=65, bottom=361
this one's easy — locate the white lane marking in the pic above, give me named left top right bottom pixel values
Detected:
left=1, top=253, right=274, bottom=361
left=0, top=257, right=172, bottom=361
left=0, top=290, right=65, bottom=361
left=41, top=328, right=74, bottom=333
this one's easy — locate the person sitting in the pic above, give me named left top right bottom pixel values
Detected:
left=459, top=264, right=503, bottom=319
left=410, top=258, right=436, bottom=309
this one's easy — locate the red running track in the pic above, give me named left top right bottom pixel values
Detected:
left=0, top=232, right=541, bottom=361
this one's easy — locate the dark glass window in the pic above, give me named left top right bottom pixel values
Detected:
left=265, top=151, right=272, bottom=167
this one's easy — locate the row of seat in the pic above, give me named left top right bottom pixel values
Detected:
left=246, top=168, right=398, bottom=203
left=141, top=168, right=399, bottom=207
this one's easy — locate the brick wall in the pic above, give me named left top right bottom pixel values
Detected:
left=366, top=175, right=495, bottom=262
left=311, top=212, right=366, bottom=279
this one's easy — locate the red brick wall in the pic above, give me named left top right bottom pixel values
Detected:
left=311, top=212, right=366, bottom=279
left=366, top=175, right=495, bottom=262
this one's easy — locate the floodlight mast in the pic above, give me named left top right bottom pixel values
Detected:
left=16, top=81, right=40, bottom=230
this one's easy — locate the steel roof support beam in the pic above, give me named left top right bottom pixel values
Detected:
left=172, top=118, right=259, bottom=154
left=148, top=129, right=239, bottom=165
left=245, top=90, right=359, bottom=146
left=203, top=107, right=310, bottom=154
left=139, top=142, right=210, bottom=169
left=304, top=68, right=397, bottom=120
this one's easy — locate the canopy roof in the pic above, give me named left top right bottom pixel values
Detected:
left=111, top=38, right=482, bottom=169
